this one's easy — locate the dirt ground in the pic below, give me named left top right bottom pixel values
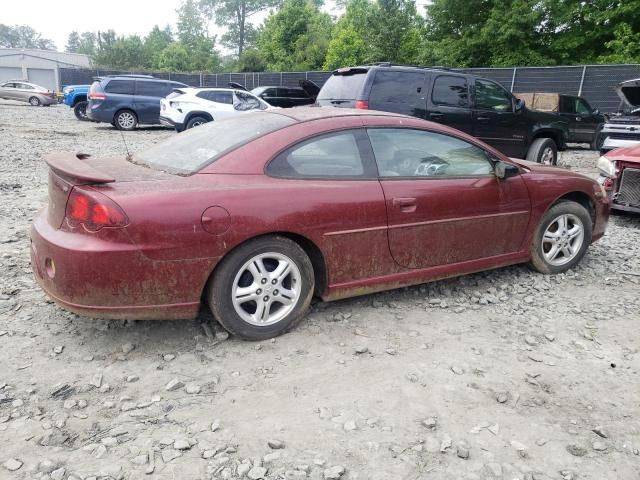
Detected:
left=0, top=101, right=639, bottom=480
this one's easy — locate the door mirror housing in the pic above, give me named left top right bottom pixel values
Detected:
left=495, top=161, right=520, bottom=180
left=515, top=98, right=526, bottom=112
left=592, top=108, right=600, bottom=115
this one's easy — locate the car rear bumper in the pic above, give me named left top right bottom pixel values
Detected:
left=30, top=209, right=202, bottom=320
left=159, top=115, right=184, bottom=131
left=601, top=137, right=640, bottom=152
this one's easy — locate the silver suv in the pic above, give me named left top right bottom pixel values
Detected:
left=601, top=78, right=640, bottom=153
left=0, top=80, right=57, bottom=106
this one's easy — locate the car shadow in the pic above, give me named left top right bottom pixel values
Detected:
left=94, top=125, right=174, bottom=132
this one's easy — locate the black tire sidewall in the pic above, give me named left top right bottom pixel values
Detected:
left=74, top=101, right=88, bottom=121
left=530, top=201, right=593, bottom=274
left=528, top=138, right=557, bottom=165
left=186, top=116, right=208, bottom=129
left=209, top=236, right=314, bottom=340
left=115, top=110, right=137, bottom=131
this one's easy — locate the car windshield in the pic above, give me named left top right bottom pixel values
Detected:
left=132, top=112, right=295, bottom=175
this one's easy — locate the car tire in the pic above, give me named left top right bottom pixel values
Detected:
left=208, top=236, right=314, bottom=340
left=73, top=101, right=89, bottom=121
left=529, top=201, right=592, bottom=275
left=29, top=96, right=41, bottom=106
left=591, top=130, right=605, bottom=151
left=186, top=116, right=209, bottom=129
left=114, top=109, right=138, bottom=131
left=526, top=138, right=557, bottom=165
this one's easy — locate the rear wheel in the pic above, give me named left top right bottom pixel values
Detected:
left=186, top=116, right=209, bottom=129
left=529, top=201, right=592, bottom=274
left=114, top=109, right=138, bottom=130
left=526, top=138, right=557, bottom=165
left=73, top=101, right=89, bottom=121
left=208, top=236, right=314, bottom=340
left=29, top=96, right=41, bottom=106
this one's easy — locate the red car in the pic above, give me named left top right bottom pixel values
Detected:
left=31, top=108, right=609, bottom=340
left=598, top=145, right=640, bottom=214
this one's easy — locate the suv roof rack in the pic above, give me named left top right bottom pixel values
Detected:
left=104, top=74, right=155, bottom=79
left=363, top=62, right=453, bottom=71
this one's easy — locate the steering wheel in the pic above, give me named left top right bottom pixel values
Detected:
left=414, top=157, right=449, bottom=176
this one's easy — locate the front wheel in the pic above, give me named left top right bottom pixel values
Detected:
left=526, top=138, right=557, bottom=165
left=208, top=236, right=314, bottom=340
left=29, top=96, right=41, bottom=106
left=114, top=110, right=138, bottom=131
left=529, top=201, right=592, bottom=274
left=73, top=101, right=89, bottom=121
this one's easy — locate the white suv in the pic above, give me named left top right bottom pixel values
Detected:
left=160, top=87, right=273, bottom=131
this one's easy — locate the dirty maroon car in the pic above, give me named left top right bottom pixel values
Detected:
left=598, top=145, right=640, bottom=214
left=31, top=108, right=609, bottom=340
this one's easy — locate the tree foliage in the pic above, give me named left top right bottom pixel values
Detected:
left=0, top=24, right=56, bottom=50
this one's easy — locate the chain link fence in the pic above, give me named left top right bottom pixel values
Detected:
left=60, top=64, right=640, bottom=113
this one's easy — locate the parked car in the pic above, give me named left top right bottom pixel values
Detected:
left=31, top=108, right=608, bottom=340
left=516, top=92, right=605, bottom=149
left=317, top=64, right=570, bottom=165
left=63, top=84, right=91, bottom=120
left=159, top=87, right=271, bottom=132
left=598, top=145, right=640, bottom=214
left=600, top=78, right=640, bottom=153
left=251, top=80, right=319, bottom=108
left=0, top=80, right=57, bottom=106
left=87, top=75, right=188, bottom=130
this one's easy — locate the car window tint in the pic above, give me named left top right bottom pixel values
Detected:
left=263, top=88, right=277, bottom=96
left=198, top=91, right=233, bottom=104
left=576, top=98, right=591, bottom=114
left=317, top=72, right=366, bottom=100
left=2, top=83, right=16, bottom=88
left=432, top=75, right=468, bottom=107
left=290, top=88, right=308, bottom=98
left=134, top=113, right=295, bottom=174
left=268, top=131, right=367, bottom=178
left=368, top=128, right=493, bottom=178
left=370, top=71, right=426, bottom=105
left=475, top=79, right=512, bottom=111
left=105, top=80, right=135, bottom=94
left=136, top=81, right=169, bottom=97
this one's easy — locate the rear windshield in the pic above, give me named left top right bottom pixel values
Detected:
left=317, top=72, right=367, bottom=100
left=132, top=112, right=295, bottom=174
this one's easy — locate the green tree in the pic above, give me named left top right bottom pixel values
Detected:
left=0, top=24, right=56, bottom=49
left=257, top=0, right=333, bottom=71
left=367, top=0, right=423, bottom=64
left=65, top=31, right=81, bottom=52
left=200, top=0, right=279, bottom=58
left=94, top=35, right=146, bottom=70
left=77, top=32, right=97, bottom=56
left=144, top=25, right=174, bottom=69
left=599, top=23, right=640, bottom=64
left=238, top=48, right=266, bottom=71
left=323, top=23, right=367, bottom=69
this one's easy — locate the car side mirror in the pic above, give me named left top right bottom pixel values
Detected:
left=495, top=161, right=519, bottom=180
left=593, top=108, right=600, bottom=115
left=515, top=98, right=525, bottom=112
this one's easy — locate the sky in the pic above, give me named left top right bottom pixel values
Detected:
left=2, top=0, right=347, bottom=53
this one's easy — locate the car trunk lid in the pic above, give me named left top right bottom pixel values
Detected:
left=616, top=78, right=640, bottom=112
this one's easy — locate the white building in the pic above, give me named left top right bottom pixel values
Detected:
left=0, top=49, right=92, bottom=91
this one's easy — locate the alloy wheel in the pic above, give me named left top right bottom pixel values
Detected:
left=29, top=97, right=40, bottom=106
left=541, top=147, right=555, bottom=165
left=541, top=213, right=584, bottom=266
left=231, top=252, right=301, bottom=326
left=117, top=112, right=136, bottom=129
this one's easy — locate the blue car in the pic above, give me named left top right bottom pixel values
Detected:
left=87, top=75, right=188, bottom=130
left=62, top=84, right=91, bottom=120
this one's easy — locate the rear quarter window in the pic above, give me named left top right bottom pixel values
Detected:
left=104, top=79, right=135, bottom=94
left=370, top=71, right=426, bottom=105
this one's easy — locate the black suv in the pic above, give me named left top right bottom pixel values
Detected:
left=87, top=75, right=188, bottom=130
left=251, top=80, right=319, bottom=108
left=317, top=65, right=570, bottom=165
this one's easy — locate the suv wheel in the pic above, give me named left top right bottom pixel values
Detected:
left=29, top=96, right=41, bottom=106
left=114, top=110, right=138, bottom=131
left=73, top=101, right=89, bottom=121
left=526, top=138, right=557, bottom=165
left=186, top=116, right=209, bottom=129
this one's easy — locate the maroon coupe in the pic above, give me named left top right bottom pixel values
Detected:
left=31, top=108, right=609, bottom=339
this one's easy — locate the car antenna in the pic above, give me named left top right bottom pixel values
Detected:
left=119, top=129, right=132, bottom=161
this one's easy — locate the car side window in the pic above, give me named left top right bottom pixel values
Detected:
left=263, top=88, right=278, bottom=97
left=136, top=81, right=169, bottom=97
left=368, top=128, right=493, bottom=178
left=2, top=82, right=16, bottom=88
left=105, top=80, right=135, bottom=94
left=267, top=130, right=373, bottom=179
left=199, top=91, right=234, bottom=104
left=575, top=98, right=591, bottom=115
left=475, top=79, right=512, bottom=112
left=370, top=70, right=426, bottom=105
left=17, top=83, right=34, bottom=89
left=432, top=75, right=469, bottom=107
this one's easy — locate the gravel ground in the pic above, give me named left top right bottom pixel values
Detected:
left=1, top=101, right=639, bottom=480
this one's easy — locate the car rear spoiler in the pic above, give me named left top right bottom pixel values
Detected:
left=45, top=152, right=115, bottom=183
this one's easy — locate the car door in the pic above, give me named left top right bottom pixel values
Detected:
left=368, top=70, right=428, bottom=119
left=200, top=90, right=235, bottom=118
left=368, top=127, right=531, bottom=269
left=428, top=74, right=472, bottom=132
left=0, top=82, right=17, bottom=100
left=134, top=80, right=168, bottom=123
left=472, top=78, right=528, bottom=157
left=573, top=97, right=601, bottom=143
left=15, top=82, right=35, bottom=102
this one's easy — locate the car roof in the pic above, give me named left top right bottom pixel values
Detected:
left=265, top=106, right=412, bottom=123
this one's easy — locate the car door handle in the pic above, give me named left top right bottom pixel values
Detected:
left=392, top=197, right=417, bottom=213
left=476, top=116, right=490, bottom=121
left=576, top=117, right=582, bottom=122
left=429, top=112, right=443, bottom=119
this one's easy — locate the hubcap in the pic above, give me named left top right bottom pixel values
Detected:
left=541, top=214, right=584, bottom=266
left=118, top=112, right=135, bottom=129
left=541, top=147, right=554, bottom=165
left=30, top=97, right=39, bottom=106
left=192, top=120, right=203, bottom=127
left=231, top=252, right=301, bottom=326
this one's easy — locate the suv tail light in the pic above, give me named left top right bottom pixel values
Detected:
left=65, top=187, right=128, bottom=231
left=355, top=100, right=369, bottom=109
left=89, top=91, right=106, bottom=100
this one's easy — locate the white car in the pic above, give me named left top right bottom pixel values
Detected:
left=159, top=87, right=273, bottom=131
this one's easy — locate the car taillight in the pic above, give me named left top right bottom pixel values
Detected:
left=355, top=100, right=369, bottom=109
left=89, top=92, right=106, bottom=100
left=65, top=187, right=128, bottom=231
